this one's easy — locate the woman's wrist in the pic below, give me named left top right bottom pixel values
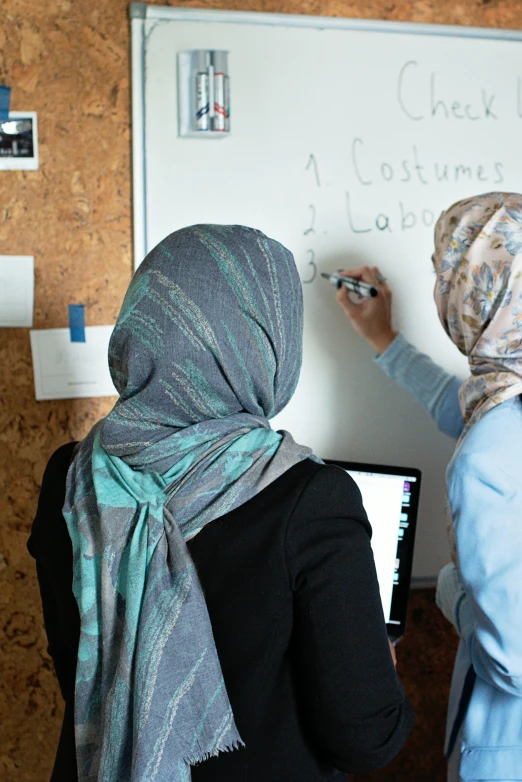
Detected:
left=370, top=330, right=398, bottom=355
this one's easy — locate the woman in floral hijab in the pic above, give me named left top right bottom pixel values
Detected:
left=336, top=192, right=522, bottom=782
left=433, top=194, right=522, bottom=432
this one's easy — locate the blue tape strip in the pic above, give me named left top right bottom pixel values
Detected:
left=68, top=304, right=86, bottom=342
left=0, top=86, right=11, bottom=120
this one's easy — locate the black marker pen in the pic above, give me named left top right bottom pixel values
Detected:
left=321, top=272, right=378, bottom=299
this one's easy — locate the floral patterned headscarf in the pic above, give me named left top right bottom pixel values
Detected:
left=433, top=192, right=522, bottom=434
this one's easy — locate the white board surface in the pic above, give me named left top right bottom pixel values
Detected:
left=132, top=6, right=522, bottom=580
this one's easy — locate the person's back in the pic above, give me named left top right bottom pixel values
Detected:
left=30, top=448, right=413, bottom=781
left=189, top=459, right=412, bottom=780
left=29, top=224, right=413, bottom=781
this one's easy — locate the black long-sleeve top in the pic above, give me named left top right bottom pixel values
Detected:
left=28, top=443, right=414, bottom=782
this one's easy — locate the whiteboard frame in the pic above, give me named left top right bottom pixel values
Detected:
left=130, top=4, right=522, bottom=589
left=130, top=1, right=522, bottom=270
left=131, top=2, right=522, bottom=39
left=131, top=10, right=147, bottom=270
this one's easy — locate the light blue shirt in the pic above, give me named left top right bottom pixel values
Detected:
left=375, top=333, right=522, bottom=780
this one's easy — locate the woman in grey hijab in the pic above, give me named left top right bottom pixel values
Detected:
left=29, top=224, right=413, bottom=782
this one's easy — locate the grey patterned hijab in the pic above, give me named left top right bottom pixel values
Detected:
left=63, top=225, right=315, bottom=781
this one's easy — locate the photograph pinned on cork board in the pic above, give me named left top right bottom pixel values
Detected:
left=0, top=111, right=39, bottom=170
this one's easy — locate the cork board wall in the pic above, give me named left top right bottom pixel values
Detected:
left=0, top=1, right=517, bottom=780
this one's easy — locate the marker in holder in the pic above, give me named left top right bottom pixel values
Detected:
left=178, top=49, right=230, bottom=138
left=195, top=51, right=210, bottom=130
left=211, top=51, right=230, bottom=133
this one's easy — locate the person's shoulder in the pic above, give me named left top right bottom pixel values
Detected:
left=28, top=441, right=78, bottom=557
left=291, top=461, right=367, bottom=526
left=284, top=461, right=371, bottom=575
left=42, top=441, right=78, bottom=486
left=37, top=441, right=78, bottom=514
left=299, top=460, right=362, bottom=494
left=450, top=398, right=522, bottom=487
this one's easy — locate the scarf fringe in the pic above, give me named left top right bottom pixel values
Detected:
left=185, top=738, right=246, bottom=767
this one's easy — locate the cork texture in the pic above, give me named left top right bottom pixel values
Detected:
left=0, top=1, right=517, bottom=780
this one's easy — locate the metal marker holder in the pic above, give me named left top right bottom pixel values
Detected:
left=178, top=49, right=230, bottom=138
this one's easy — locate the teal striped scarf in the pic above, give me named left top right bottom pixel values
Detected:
left=63, top=225, right=314, bottom=781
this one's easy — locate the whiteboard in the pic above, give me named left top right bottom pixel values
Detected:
left=131, top=4, right=522, bottom=582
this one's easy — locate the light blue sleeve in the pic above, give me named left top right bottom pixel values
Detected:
left=448, top=430, right=522, bottom=697
left=374, top=333, right=464, bottom=440
left=436, top=562, right=467, bottom=632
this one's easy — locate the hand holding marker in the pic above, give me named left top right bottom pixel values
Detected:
left=332, top=266, right=398, bottom=355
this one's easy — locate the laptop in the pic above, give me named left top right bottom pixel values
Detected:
left=325, top=460, right=421, bottom=643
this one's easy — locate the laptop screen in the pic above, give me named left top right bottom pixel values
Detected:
left=325, top=460, right=421, bottom=638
